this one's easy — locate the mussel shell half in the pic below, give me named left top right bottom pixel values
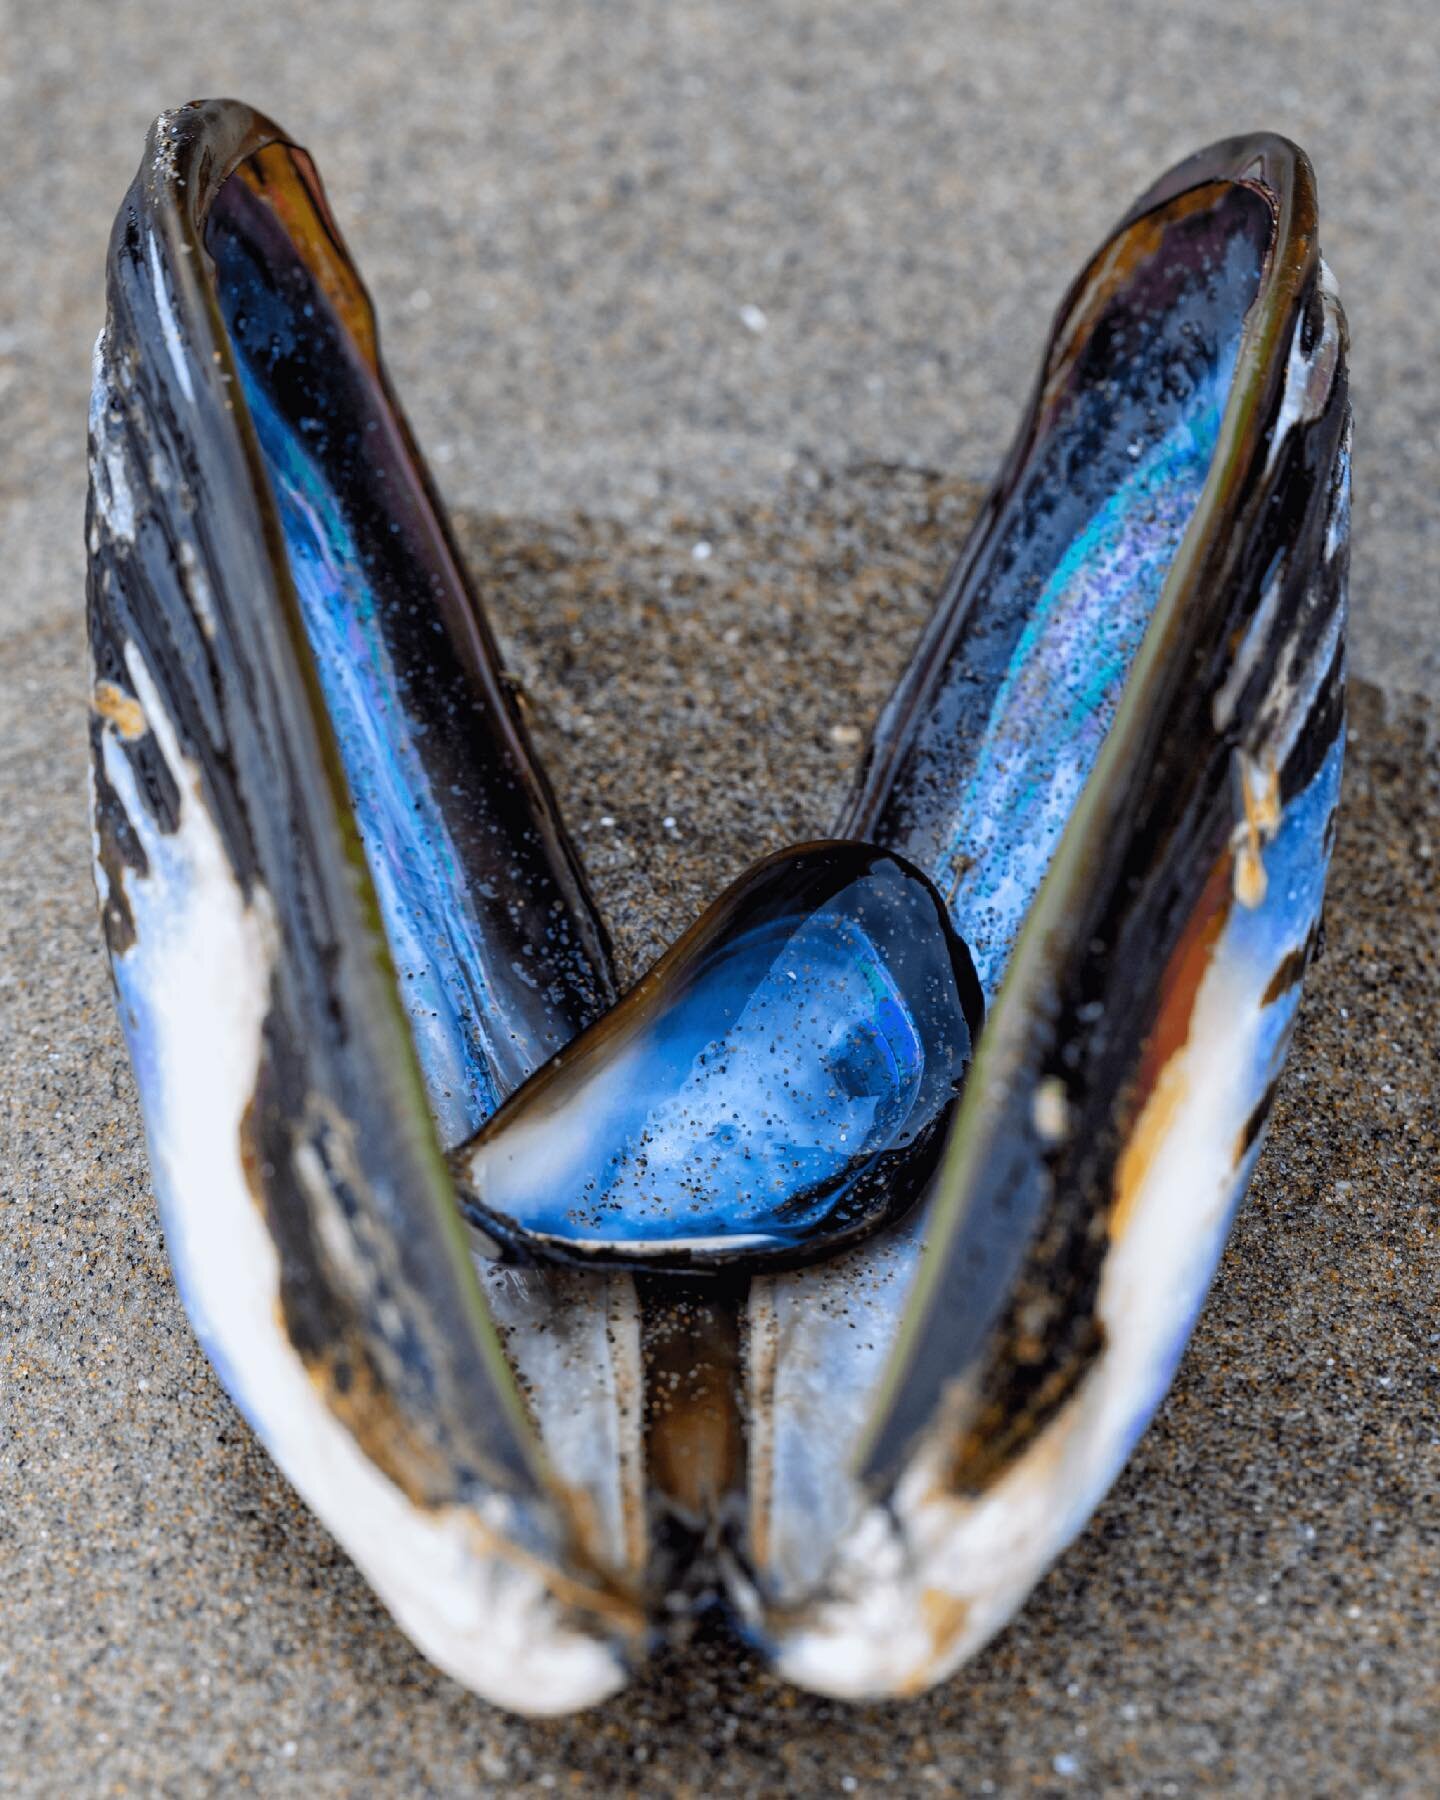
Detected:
left=743, top=134, right=1349, bottom=1696
left=87, top=100, right=643, bottom=1712
left=204, top=140, right=617, bottom=1145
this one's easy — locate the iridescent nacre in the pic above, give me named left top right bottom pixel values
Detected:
left=849, top=183, right=1274, bottom=995
left=206, top=156, right=614, bottom=1148
left=454, top=844, right=983, bottom=1270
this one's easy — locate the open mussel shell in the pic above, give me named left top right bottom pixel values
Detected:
left=89, top=103, right=1349, bottom=1713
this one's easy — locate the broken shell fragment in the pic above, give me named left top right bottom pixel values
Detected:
left=88, top=103, right=1348, bottom=1712
left=454, top=842, right=984, bottom=1272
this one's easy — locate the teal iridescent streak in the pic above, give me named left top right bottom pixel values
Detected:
left=941, top=361, right=1238, bottom=998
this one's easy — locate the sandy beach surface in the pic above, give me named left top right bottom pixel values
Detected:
left=3, top=2, right=1437, bottom=1792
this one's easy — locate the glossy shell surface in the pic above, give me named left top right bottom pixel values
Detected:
left=746, top=135, right=1349, bottom=1695
left=456, top=842, right=983, bottom=1270
left=88, top=103, right=641, bottom=1714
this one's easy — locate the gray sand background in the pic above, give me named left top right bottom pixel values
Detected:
left=2, top=1, right=1438, bottom=1792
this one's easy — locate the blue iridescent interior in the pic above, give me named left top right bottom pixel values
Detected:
left=206, top=161, right=613, bottom=1150
left=240, top=373, right=506, bottom=1138
left=208, top=179, right=502, bottom=1141
left=459, top=846, right=983, bottom=1267
left=857, top=183, right=1275, bottom=1001
left=941, top=358, right=1236, bottom=994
